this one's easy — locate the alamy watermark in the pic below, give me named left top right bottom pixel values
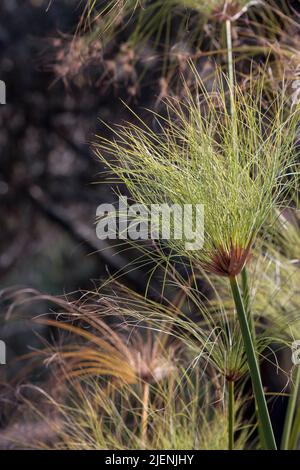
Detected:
left=0, top=340, right=6, bottom=365
left=96, top=196, right=204, bottom=250
left=0, top=80, right=6, bottom=105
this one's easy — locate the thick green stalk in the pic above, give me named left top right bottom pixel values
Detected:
left=289, top=392, right=300, bottom=449
left=241, top=267, right=267, bottom=449
left=229, top=276, right=277, bottom=450
left=228, top=380, right=235, bottom=450
left=241, top=267, right=250, bottom=314
left=241, top=267, right=256, bottom=343
left=281, top=365, right=300, bottom=450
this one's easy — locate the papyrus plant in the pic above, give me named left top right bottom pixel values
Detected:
left=19, top=368, right=248, bottom=450
left=83, top=0, right=255, bottom=41
left=249, top=213, right=300, bottom=450
left=77, top=0, right=262, bottom=92
left=29, top=290, right=179, bottom=447
left=95, top=69, right=299, bottom=449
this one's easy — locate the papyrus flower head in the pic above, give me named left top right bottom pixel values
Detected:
left=95, top=69, right=299, bottom=277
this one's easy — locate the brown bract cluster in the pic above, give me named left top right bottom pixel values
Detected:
left=205, top=240, right=252, bottom=277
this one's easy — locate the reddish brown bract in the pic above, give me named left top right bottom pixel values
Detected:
left=205, top=240, right=252, bottom=277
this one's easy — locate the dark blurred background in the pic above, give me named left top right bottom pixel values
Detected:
left=0, top=0, right=146, bottom=379
left=1, top=0, right=191, bottom=384
left=0, top=0, right=167, bottom=293
left=1, top=0, right=105, bottom=294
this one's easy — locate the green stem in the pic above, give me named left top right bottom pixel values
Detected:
left=241, top=267, right=255, bottom=342
left=226, top=19, right=234, bottom=117
left=225, top=18, right=239, bottom=167
left=241, top=267, right=267, bottom=449
left=281, top=365, right=300, bottom=450
left=228, top=380, right=235, bottom=450
left=289, top=392, right=300, bottom=449
left=229, top=276, right=277, bottom=450
left=241, top=266, right=250, bottom=314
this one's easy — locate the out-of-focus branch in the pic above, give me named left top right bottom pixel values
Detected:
left=25, top=185, right=158, bottom=295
